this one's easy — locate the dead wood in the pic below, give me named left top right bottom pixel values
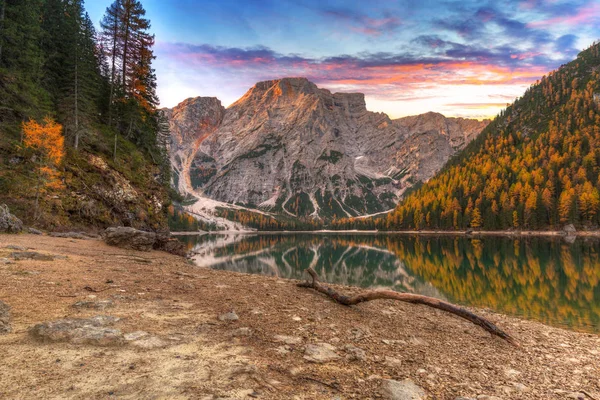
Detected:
left=297, top=267, right=518, bottom=346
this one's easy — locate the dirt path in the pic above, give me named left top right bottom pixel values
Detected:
left=0, top=234, right=599, bottom=399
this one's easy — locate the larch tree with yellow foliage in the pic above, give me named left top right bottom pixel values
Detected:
left=22, top=117, right=65, bottom=219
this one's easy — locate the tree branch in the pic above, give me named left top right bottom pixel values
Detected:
left=297, top=267, right=518, bottom=346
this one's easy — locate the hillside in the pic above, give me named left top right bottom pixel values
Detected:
left=0, top=0, right=173, bottom=232
left=164, top=78, right=488, bottom=224
left=367, top=42, right=600, bottom=231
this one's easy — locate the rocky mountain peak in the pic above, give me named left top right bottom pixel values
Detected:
left=164, top=78, right=490, bottom=219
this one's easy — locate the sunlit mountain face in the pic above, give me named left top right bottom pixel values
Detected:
left=88, top=0, right=600, bottom=119
left=179, top=233, right=600, bottom=334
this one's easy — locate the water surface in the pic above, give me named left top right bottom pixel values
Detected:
left=177, top=233, right=600, bottom=333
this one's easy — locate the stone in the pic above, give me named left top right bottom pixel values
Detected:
left=0, top=258, right=14, bottom=265
left=131, top=336, right=168, bottom=349
left=72, top=300, right=114, bottom=310
left=384, top=356, right=403, bottom=368
left=50, top=232, right=91, bottom=240
left=29, top=316, right=123, bottom=346
left=0, top=300, right=11, bottom=334
left=103, top=227, right=157, bottom=251
left=344, top=345, right=366, bottom=361
left=9, top=251, right=55, bottom=261
left=28, top=228, right=43, bottom=235
left=274, top=335, right=302, bottom=345
left=563, top=224, right=577, bottom=234
left=163, top=79, right=489, bottom=219
left=476, top=396, right=504, bottom=400
left=124, top=331, right=150, bottom=341
left=218, top=311, right=239, bottom=322
left=381, top=379, right=425, bottom=400
left=511, top=383, right=529, bottom=393
left=303, top=343, right=340, bottom=363
left=232, top=327, right=252, bottom=337
left=503, top=369, right=521, bottom=378
left=4, top=245, right=26, bottom=251
left=0, top=204, right=23, bottom=233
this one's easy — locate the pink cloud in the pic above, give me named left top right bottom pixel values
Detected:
left=528, top=2, right=600, bottom=27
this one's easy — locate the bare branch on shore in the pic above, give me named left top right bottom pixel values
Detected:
left=297, top=267, right=518, bottom=346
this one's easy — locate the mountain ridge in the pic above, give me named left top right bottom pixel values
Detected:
left=164, top=77, right=489, bottom=221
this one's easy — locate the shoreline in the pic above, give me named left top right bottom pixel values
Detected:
left=172, top=229, right=597, bottom=237
left=0, top=234, right=599, bottom=399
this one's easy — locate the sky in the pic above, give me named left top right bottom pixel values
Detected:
left=86, top=0, right=600, bottom=119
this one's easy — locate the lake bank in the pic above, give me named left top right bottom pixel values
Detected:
left=0, top=234, right=599, bottom=399
left=172, top=228, right=600, bottom=237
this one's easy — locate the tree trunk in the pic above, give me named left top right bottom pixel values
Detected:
left=298, top=267, right=518, bottom=346
left=113, top=132, right=118, bottom=162
left=108, top=22, right=118, bottom=127
left=121, top=4, right=131, bottom=93
left=34, top=163, right=42, bottom=220
left=74, top=44, right=79, bottom=149
left=0, top=0, right=5, bottom=63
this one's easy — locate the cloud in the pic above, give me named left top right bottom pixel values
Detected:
left=319, top=6, right=402, bottom=36
left=528, top=2, right=600, bottom=27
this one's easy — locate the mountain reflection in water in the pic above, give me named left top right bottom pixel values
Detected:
left=177, top=233, right=600, bottom=333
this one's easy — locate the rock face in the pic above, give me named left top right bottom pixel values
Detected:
left=164, top=78, right=489, bottom=219
left=0, top=204, right=23, bottom=233
left=0, top=300, right=11, bottom=334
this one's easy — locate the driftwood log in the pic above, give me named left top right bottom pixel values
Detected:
left=297, top=267, right=517, bottom=346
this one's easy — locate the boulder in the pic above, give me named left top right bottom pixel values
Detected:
left=0, top=300, right=11, bottom=334
left=154, top=234, right=187, bottom=256
left=103, top=227, right=156, bottom=251
left=103, top=227, right=187, bottom=256
left=30, top=315, right=124, bottom=346
left=0, top=204, right=23, bottom=233
left=563, top=224, right=577, bottom=234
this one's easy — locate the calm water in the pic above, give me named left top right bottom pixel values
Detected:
left=177, top=233, right=600, bottom=333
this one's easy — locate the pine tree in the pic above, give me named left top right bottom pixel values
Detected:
left=99, top=0, right=123, bottom=128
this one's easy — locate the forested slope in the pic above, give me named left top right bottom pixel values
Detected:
left=0, top=0, right=179, bottom=231
left=380, top=42, right=600, bottom=231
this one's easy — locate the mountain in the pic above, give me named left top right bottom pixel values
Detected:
left=380, top=42, right=600, bottom=230
left=164, top=78, right=488, bottom=220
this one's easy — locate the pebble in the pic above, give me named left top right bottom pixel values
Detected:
left=273, top=335, right=302, bottom=345
left=218, top=311, right=239, bottom=322
left=72, top=300, right=114, bottom=310
left=232, top=327, right=252, bottom=337
left=124, top=331, right=150, bottom=341
left=0, top=300, right=11, bottom=334
left=344, top=345, right=366, bottom=361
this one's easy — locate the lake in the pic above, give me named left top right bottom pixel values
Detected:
left=177, top=233, right=600, bottom=333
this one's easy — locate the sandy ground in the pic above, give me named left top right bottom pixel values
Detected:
left=0, top=234, right=599, bottom=400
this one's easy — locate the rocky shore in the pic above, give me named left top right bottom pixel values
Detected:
left=0, top=234, right=599, bottom=399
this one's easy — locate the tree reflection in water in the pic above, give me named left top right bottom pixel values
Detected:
left=178, top=233, right=600, bottom=333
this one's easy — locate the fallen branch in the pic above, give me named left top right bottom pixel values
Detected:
left=297, top=267, right=518, bottom=346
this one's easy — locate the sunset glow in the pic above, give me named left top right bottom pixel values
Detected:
left=86, top=0, right=600, bottom=119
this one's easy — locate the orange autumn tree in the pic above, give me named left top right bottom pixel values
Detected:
left=22, top=117, right=65, bottom=219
